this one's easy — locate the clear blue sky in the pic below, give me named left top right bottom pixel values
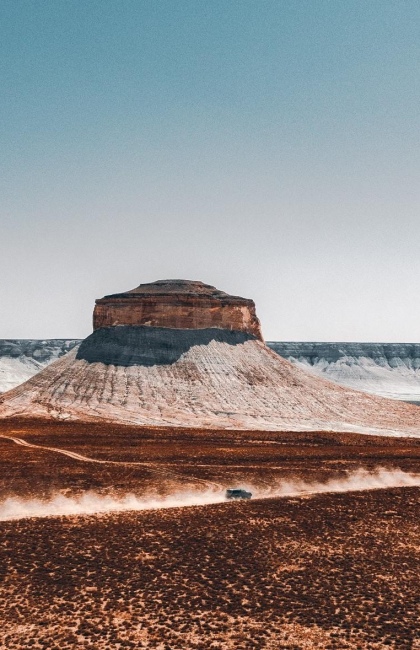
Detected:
left=1, top=0, right=420, bottom=340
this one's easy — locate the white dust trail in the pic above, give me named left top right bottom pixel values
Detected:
left=255, top=467, right=420, bottom=499
left=0, top=490, right=227, bottom=521
left=0, top=468, right=419, bottom=521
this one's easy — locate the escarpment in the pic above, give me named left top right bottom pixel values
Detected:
left=93, top=279, right=263, bottom=340
left=0, top=279, right=419, bottom=436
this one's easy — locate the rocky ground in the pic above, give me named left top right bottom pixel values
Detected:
left=1, top=419, right=419, bottom=500
left=0, top=420, right=419, bottom=649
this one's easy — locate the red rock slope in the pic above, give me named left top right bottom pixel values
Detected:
left=93, top=279, right=263, bottom=339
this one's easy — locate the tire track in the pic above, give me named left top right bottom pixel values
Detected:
left=0, top=435, right=222, bottom=490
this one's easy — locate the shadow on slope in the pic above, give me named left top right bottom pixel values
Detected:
left=76, top=326, right=256, bottom=367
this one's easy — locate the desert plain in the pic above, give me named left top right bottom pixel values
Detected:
left=0, top=418, right=419, bottom=649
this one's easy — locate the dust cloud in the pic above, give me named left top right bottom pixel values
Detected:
left=256, top=467, right=420, bottom=499
left=1, top=467, right=419, bottom=521
left=0, top=490, right=227, bottom=521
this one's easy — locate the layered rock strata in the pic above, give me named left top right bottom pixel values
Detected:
left=0, top=279, right=419, bottom=436
left=0, top=339, right=80, bottom=394
left=1, top=340, right=420, bottom=435
left=77, top=326, right=255, bottom=367
left=267, top=342, right=420, bottom=402
left=3, top=339, right=420, bottom=402
left=93, top=279, right=263, bottom=340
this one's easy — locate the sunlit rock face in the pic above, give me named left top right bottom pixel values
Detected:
left=93, top=279, right=263, bottom=340
left=0, top=279, right=419, bottom=436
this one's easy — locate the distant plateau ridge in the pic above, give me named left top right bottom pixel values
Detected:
left=0, top=279, right=419, bottom=435
left=1, top=338, right=419, bottom=404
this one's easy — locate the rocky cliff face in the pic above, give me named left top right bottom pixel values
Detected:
left=1, top=280, right=419, bottom=436
left=0, top=340, right=80, bottom=393
left=1, top=339, right=420, bottom=436
left=268, top=342, right=420, bottom=402
left=93, top=279, right=263, bottom=340
left=2, top=337, right=420, bottom=405
left=77, top=326, right=255, bottom=367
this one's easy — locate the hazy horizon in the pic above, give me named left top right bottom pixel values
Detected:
left=1, top=1, right=420, bottom=342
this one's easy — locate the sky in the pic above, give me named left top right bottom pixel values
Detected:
left=1, top=0, right=420, bottom=341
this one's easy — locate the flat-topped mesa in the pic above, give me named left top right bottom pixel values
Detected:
left=2, top=278, right=420, bottom=435
left=93, top=279, right=263, bottom=340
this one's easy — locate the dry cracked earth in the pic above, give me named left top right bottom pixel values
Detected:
left=0, top=419, right=419, bottom=649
